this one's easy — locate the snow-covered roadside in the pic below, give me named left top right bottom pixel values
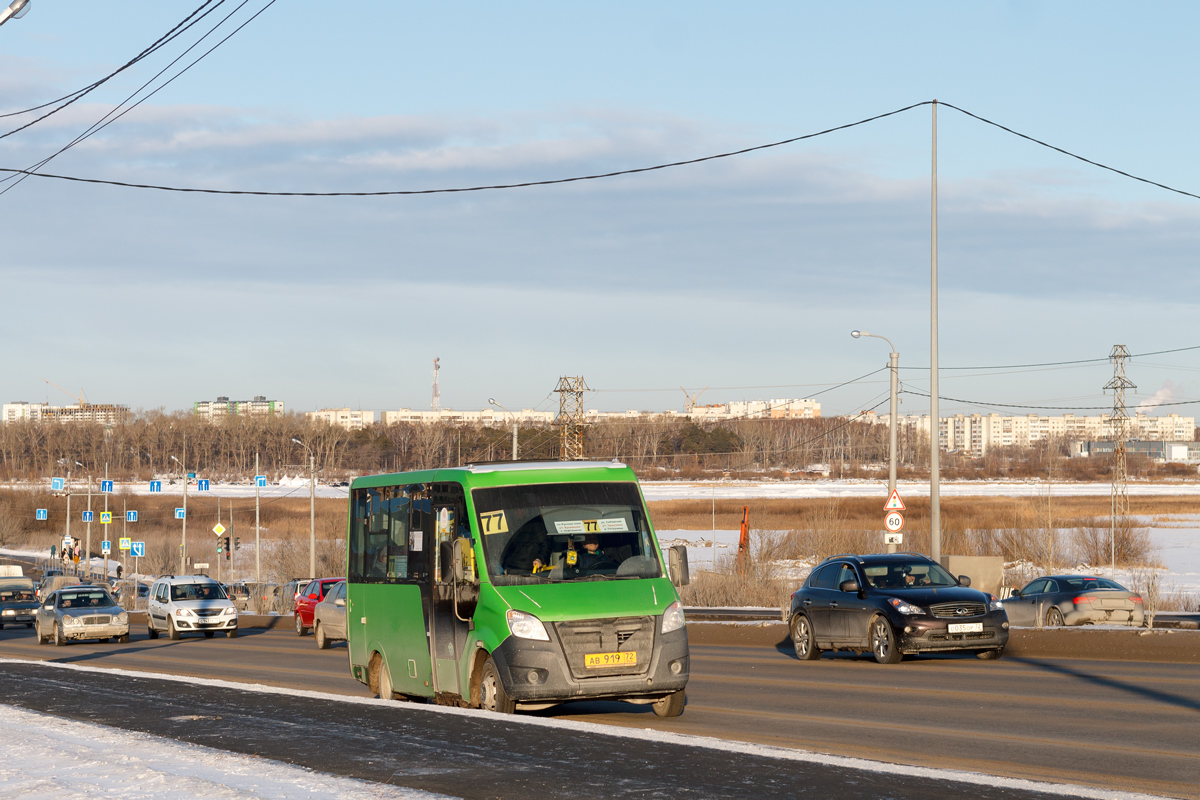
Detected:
left=0, top=703, right=446, bottom=800
left=0, top=660, right=1172, bottom=800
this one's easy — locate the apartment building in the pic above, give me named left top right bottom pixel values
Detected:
left=193, top=396, right=285, bottom=421
left=873, top=412, right=1196, bottom=457
left=306, top=408, right=376, bottom=431
left=2, top=401, right=129, bottom=425
left=382, top=408, right=555, bottom=426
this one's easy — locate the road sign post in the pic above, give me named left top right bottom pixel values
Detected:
left=884, top=491, right=905, bottom=553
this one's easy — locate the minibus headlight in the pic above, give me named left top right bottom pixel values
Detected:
left=661, top=601, right=685, bottom=634
left=506, top=609, right=549, bottom=641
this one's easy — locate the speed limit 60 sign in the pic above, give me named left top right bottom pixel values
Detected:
left=884, top=511, right=905, bottom=532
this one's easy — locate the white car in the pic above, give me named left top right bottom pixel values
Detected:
left=147, top=576, right=238, bottom=640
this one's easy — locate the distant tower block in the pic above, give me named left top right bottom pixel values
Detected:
left=432, top=357, right=441, bottom=412
left=554, top=376, right=589, bottom=461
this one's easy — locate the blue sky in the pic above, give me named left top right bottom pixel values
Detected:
left=2, top=2, right=1199, bottom=419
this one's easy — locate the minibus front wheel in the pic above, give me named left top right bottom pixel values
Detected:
left=652, top=689, right=686, bottom=718
left=479, top=656, right=516, bottom=714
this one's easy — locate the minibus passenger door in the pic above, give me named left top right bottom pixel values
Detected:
left=429, top=484, right=470, bottom=701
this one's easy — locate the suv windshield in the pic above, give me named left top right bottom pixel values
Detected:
left=171, top=583, right=227, bottom=601
left=861, top=560, right=958, bottom=589
left=473, top=482, right=662, bottom=585
left=59, top=590, right=115, bottom=608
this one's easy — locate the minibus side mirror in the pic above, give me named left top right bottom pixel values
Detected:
left=453, top=537, right=477, bottom=584
left=668, top=545, right=690, bottom=587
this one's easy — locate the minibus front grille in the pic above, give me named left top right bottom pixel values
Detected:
left=554, top=616, right=654, bottom=679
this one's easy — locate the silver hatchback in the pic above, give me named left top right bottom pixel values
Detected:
left=313, top=580, right=347, bottom=649
left=36, top=585, right=129, bottom=646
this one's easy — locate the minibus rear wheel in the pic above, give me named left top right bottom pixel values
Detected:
left=479, top=656, right=515, bottom=714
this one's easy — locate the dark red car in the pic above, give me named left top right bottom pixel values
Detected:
left=294, top=577, right=344, bottom=636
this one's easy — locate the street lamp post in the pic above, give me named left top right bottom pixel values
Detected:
left=852, top=331, right=900, bottom=553
left=0, top=0, right=31, bottom=26
left=171, top=451, right=188, bottom=573
left=292, top=438, right=316, bottom=580
left=488, top=399, right=519, bottom=460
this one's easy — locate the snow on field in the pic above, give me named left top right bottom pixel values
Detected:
left=0, top=703, right=445, bottom=800
left=641, top=479, right=1200, bottom=501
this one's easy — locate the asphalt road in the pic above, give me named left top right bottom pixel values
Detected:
left=2, top=624, right=1198, bottom=798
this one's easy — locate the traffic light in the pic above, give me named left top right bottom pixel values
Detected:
left=235, top=536, right=240, bottom=551
left=223, top=536, right=231, bottom=559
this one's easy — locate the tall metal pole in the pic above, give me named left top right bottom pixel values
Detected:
left=216, top=497, right=222, bottom=584
left=512, top=420, right=518, bottom=460
left=930, top=99, right=942, bottom=565
left=314, top=453, right=319, bottom=578
left=180, top=443, right=189, bottom=573
left=255, top=452, right=261, bottom=585
left=65, top=470, right=72, bottom=573
left=86, top=478, right=92, bottom=580
left=103, top=464, right=109, bottom=581
left=887, top=350, right=900, bottom=553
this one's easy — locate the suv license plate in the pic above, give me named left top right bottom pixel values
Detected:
left=947, top=622, right=983, bottom=634
left=585, top=651, right=637, bottom=668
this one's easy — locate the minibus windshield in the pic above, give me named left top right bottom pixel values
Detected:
left=473, top=482, right=662, bottom=585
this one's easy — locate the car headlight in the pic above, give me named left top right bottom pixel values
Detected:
left=506, top=609, right=549, bottom=641
left=63, top=615, right=84, bottom=626
left=1, top=609, right=14, bottom=616
left=222, top=607, right=237, bottom=615
left=115, top=612, right=128, bottom=624
left=661, top=600, right=686, bottom=634
left=988, top=594, right=1004, bottom=611
left=888, top=598, right=924, bottom=615
left=174, top=608, right=196, bottom=617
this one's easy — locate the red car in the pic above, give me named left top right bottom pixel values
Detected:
left=294, top=577, right=344, bottom=636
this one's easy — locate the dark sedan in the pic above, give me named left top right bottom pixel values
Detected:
left=0, top=579, right=38, bottom=629
left=1004, top=575, right=1143, bottom=627
left=789, top=553, right=1009, bottom=664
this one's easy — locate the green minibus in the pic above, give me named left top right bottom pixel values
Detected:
left=345, top=460, right=691, bottom=716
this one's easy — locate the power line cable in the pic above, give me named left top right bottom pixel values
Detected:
left=901, top=387, right=1200, bottom=412
left=899, top=344, right=1200, bottom=371
left=0, top=101, right=934, bottom=195
left=1, top=0, right=274, bottom=197
left=939, top=101, right=1200, bottom=203
left=0, top=1, right=226, bottom=130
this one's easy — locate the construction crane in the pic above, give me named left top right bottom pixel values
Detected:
left=681, top=386, right=708, bottom=413
left=42, top=378, right=88, bottom=406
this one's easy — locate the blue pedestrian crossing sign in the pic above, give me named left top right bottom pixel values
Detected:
left=101, top=540, right=111, bottom=555
left=197, top=479, right=211, bottom=491
left=35, top=508, right=48, bottom=521
left=51, top=477, right=64, bottom=491
left=131, top=541, right=145, bottom=558
left=101, top=480, right=114, bottom=493
left=255, top=475, right=267, bottom=488
left=175, top=508, right=186, bottom=520
left=119, top=537, right=131, bottom=551
left=150, top=480, right=162, bottom=493
left=100, top=511, right=113, bottom=524
left=126, top=510, right=138, bottom=522
left=82, top=511, right=94, bottom=523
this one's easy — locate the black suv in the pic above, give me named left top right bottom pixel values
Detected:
left=788, top=553, right=1009, bottom=664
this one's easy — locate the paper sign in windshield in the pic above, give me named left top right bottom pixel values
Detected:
left=554, top=518, right=629, bottom=534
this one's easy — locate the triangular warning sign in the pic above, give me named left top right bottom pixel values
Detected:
left=885, top=490, right=905, bottom=511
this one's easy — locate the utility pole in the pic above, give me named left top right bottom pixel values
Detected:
left=255, top=452, right=261, bottom=586
left=85, top=477, right=92, bottom=580
left=1105, top=345, right=1134, bottom=578
left=103, top=464, right=109, bottom=581
left=929, top=99, right=941, bottom=565
left=65, top=468, right=72, bottom=573
left=488, top=399, right=519, bottom=460
left=432, top=357, right=441, bottom=412
left=852, top=330, right=900, bottom=553
left=292, top=438, right=316, bottom=579
left=554, top=376, right=589, bottom=460
left=216, top=497, right=222, bottom=584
